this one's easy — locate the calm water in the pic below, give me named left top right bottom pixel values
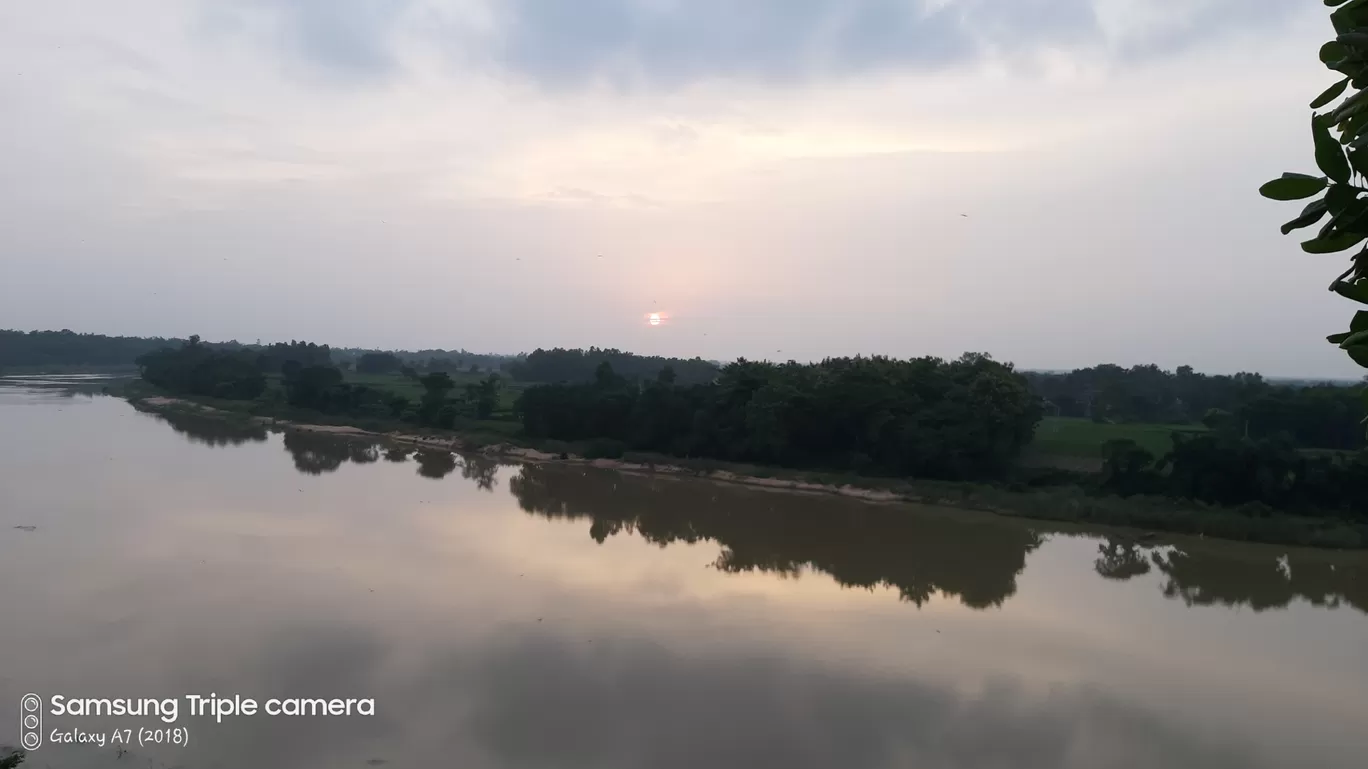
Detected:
left=1, top=384, right=1366, bottom=769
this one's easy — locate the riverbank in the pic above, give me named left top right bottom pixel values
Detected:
left=118, top=384, right=1368, bottom=549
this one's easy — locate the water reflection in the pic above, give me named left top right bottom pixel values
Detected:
left=149, top=409, right=268, bottom=448
left=2, top=389, right=1365, bottom=769
left=415, top=449, right=458, bottom=479
left=1093, top=539, right=1366, bottom=613
left=277, top=432, right=496, bottom=485
left=281, top=431, right=381, bottom=475
left=461, top=453, right=500, bottom=491
left=510, top=463, right=1044, bottom=610
left=1094, top=539, right=1153, bottom=581
left=1153, top=547, right=1366, bottom=613
left=435, top=632, right=1255, bottom=769
left=140, top=418, right=1368, bottom=618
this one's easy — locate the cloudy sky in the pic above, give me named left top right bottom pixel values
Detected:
left=0, top=1, right=1356, bottom=376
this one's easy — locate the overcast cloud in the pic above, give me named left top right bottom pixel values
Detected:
left=0, top=0, right=1353, bottom=376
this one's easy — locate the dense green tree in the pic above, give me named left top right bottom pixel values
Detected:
left=283, top=365, right=344, bottom=410
left=508, top=346, right=719, bottom=385
left=465, top=373, right=502, bottom=419
left=356, top=351, right=402, bottom=374
left=0, top=329, right=179, bottom=368
left=255, top=341, right=331, bottom=373
left=518, top=353, right=1042, bottom=481
left=135, top=338, right=266, bottom=400
left=417, top=372, right=456, bottom=423
left=1026, top=365, right=1363, bottom=450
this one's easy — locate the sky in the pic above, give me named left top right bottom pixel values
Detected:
left=0, top=0, right=1359, bottom=377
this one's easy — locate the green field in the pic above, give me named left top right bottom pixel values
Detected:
left=1030, top=417, right=1206, bottom=459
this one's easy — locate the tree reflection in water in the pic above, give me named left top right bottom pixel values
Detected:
left=460, top=454, right=500, bottom=491
left=509, top=463, right=1044, bottom=610
left=282, top=431, right=380, bottom=475
left=152, top=409, right=268, bottom=448
left=1094, top=540, right=1153, bottom=581
left=264, top=426, right=1368, bottom=617
left=416, top=450, right=458, bottom=480
left=1094, top=539, right=1365, bottom=615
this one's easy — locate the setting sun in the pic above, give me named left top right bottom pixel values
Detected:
left=645, top=312, right=669, bottom=327
left=649, top=313, right=661, bottom=326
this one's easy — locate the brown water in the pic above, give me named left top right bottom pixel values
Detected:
left=0, top=383, right=1365, bottom=769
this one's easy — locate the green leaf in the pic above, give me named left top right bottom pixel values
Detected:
left=1303, top=231, right=1366, bottom=253
left=1351, top=147, right=1368, bottom=177
left=1323, top=40, right=1351, bottom=64
left=1332, top=279, right=1368, bottom=303
left=1282, top=198, right=1330, bottom=234
left=1313, top=77, right=1351, bottom=108
left=1340, top=329, right=1368, bottom=347
left=1326, top=184, right=1362, bottom=215
left=1352, top=309, right=1368, bottom=330
left=1316, top=115, right=1353, bottom=183
left=1330, top=91, right=1368, bottom=124
left=1329, top=332, right=1353, bottom=343
left=1348, top=345, right=1368, bottom=368
left=1339, top=32, right=1368, bottom=48
left=1338, top=201, right=1368, bottom=234
left=1260, top=173, right=1328, bottom=200
left=1333, top=2, right=1368, bottom=35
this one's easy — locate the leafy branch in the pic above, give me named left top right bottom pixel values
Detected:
left=1261, top=0, right=1368, bottom=372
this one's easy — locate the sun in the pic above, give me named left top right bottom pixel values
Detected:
left=648, top=313, right=662, bottom=326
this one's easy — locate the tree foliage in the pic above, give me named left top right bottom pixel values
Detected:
left=517, top=353, right=1042, bottom=480
left=1261, top=0, right=1368, bottom=381
left=507, top=347, right=720, bottom=386
left=135, top=337, right=266, bottom=400
left=255, top=341, right=331, bottom=373
left=356, top=351, right=402, bottom=374
left=1096, top=431, right=1368, bottom=521
left=1, top=329, right=182, bottom=368
left=1026, top=364, right=1365, bottom=449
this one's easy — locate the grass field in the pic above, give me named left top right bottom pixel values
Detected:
left=1030, top=417, right=1206, bottom=459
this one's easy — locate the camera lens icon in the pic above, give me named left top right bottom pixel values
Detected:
left=20, top=693, right=42, bottom=751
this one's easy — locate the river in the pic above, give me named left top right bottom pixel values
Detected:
left=0, top=382, right=1365, bottom=769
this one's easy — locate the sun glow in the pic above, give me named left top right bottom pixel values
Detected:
left=645, top=312, right=669, bottom=327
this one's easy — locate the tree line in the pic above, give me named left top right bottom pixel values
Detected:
left=333, top=346, right=517, bottom=374
left=1, top=329, right=186, bottom=369
left=516, top=353, right=1042, bottom=480
left=1098, top=428, right=1368, bottom=520
left=1025, top=364, right=1364, bottom=450
left=506, top=346, right=721, bottom=386
left=135, top=336, right=505, bottom=428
